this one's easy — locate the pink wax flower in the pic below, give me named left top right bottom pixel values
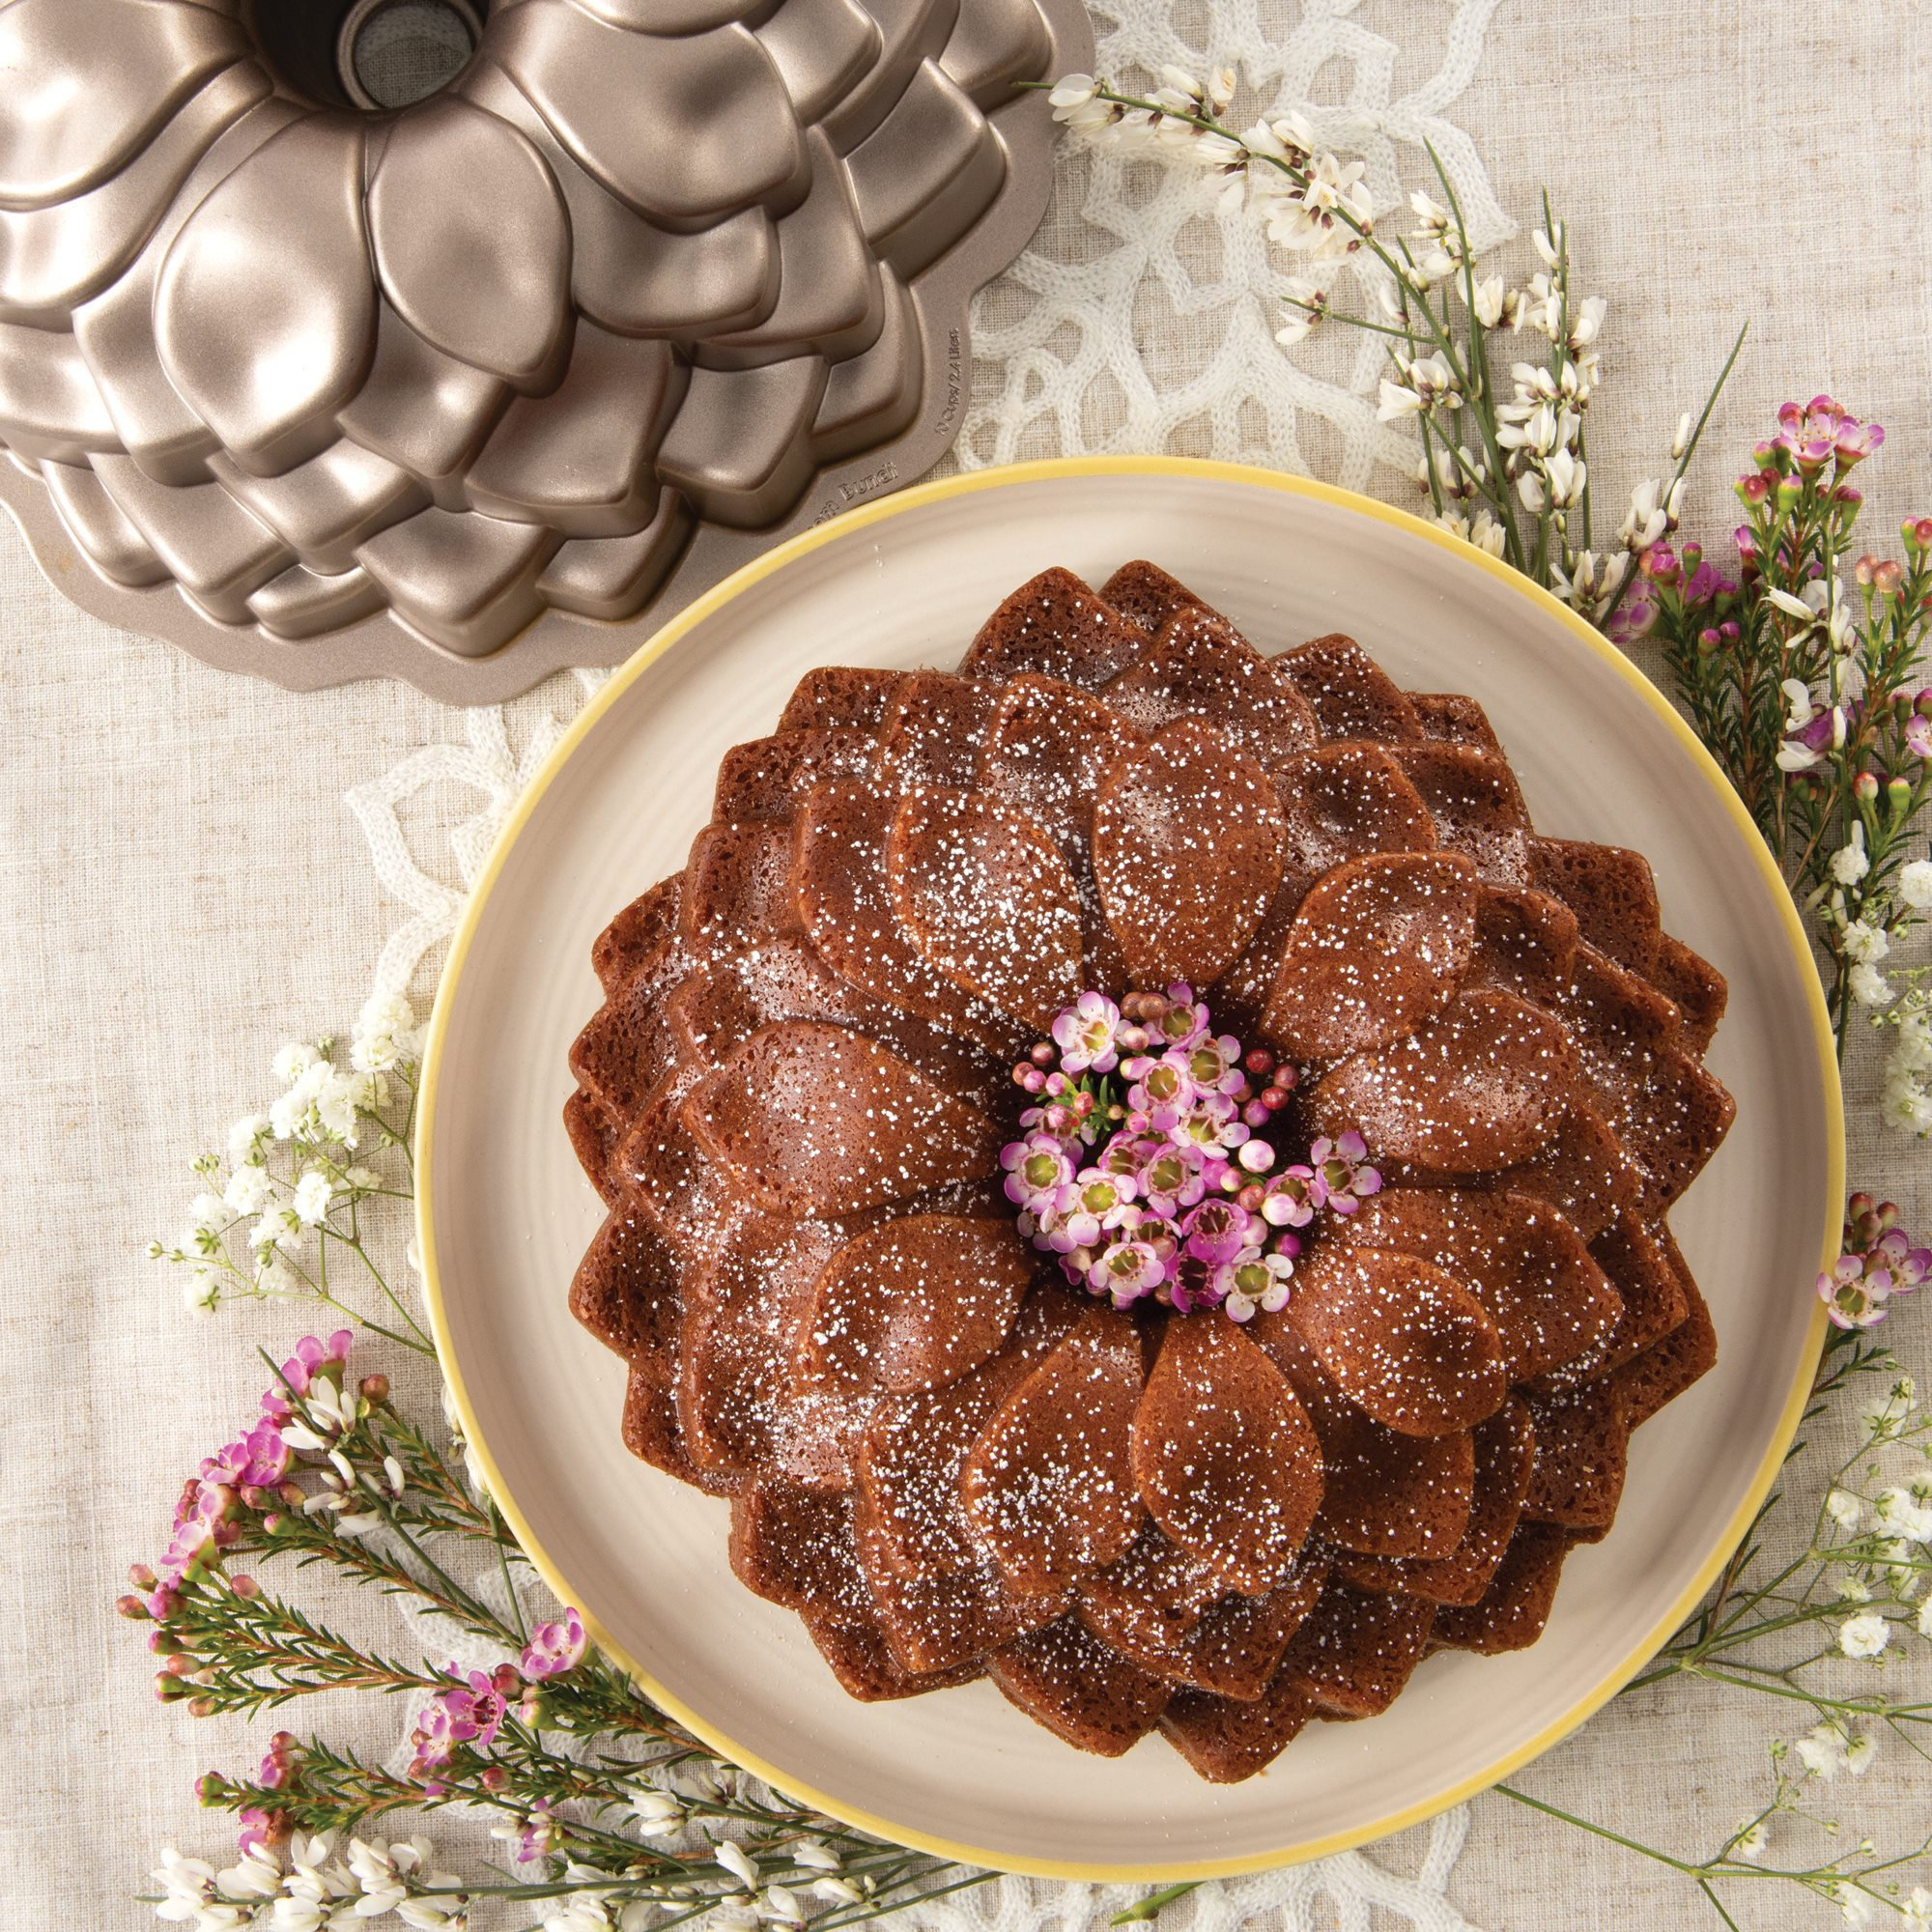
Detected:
left=1309, top=1133, right=1382, bottom=1213
left=1180, top=1197, right=1257, bottom=1267
left=1001, top=1132, right=1074, bottom=1214
left=1218, top=1248, right=1294, bottom=1322
left=1260, top=1167, right=1318, bottom=1230
left=262, top=1329, right=354, bottom=1420
left=521, top=1606, right=587, bottom=1681
left=1818, top=1255, right=1890, bottom=1331
left=1088, top=1238, right=1168, bottom=1307
left=408, top=1666, right=508, bottom=1779
left=1051, top=991, right=1122, bottom=1073
left=1136, top=1142, right=1208, bottom=1218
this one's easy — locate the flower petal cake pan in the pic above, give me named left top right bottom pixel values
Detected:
left=417, top=458, right=1841, bottom=1877
left=0, top=0, right=1088, bottom=699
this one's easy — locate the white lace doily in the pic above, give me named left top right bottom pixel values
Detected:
left=348, top=3, right=1509, bottom=1922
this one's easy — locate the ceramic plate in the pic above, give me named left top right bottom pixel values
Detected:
left=418, top=457, right=1842, bottom=1880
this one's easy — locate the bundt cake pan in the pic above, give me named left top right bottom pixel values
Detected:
left=0, top=0, right=1089, bottom=699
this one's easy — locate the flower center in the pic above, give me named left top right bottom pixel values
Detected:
left=999, top=984, right=1381, bottom=1322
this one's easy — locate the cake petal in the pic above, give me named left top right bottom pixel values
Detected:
left=667, top=936, right=998, bottom=1104
left=1098, top=558, right=1208, bottom=637
left=1337, top=1188, right=1621, bottom=1384
left=728, top=1478, right=873, bottom=1619
left=794, top=779, right=1017, bottom=1049
left=961, top=1311, right=1146, bottom=1589
left=1393, top=743, right=1533, bottom=885
left=1129, top=1317, right=1322, bottom=1596
left=856, top=1285, right=1084, bottom=1579
left=1172, top=1559, right=1330, bottom=1700
left=1432, top=1520, right=1577, bottom=1655
left=1289, top=1247, right=1508, bottom=1436
left=987, top=1614, right=1171, bottom=1755
left=797, top=1213, right=1034, bottom=1396
left=569, top=1207, right=686, bottom=1374
left=1466, top=884, right=1579, bottom=1004
left=1262, top=851, right=1478, bottom=1059
left=1307, top=988, right=1581, bottom=1172
left=1528, top=837, right=1662, bottom=977
left=1613, top=1235, right=1716, bottom=1429
left=1093, top=720, right=1286, bottom=989
left=1251, top=1316, right=1475, bottom=1557
left=779, top=667, right=906, bottom=735
left=886, top=787, right=1084, bottom=1031
left=1337, top=1396, right=1535, bottom=1605
left=1277, top=1581, right=1435, bottom=1718
left=1103, top=607, right=1320, bottom=765
left=803, top=1613, right=984, bottom=1701
left=683, top=1020, right=1002, bottom=1215
left=976, top=672, right=1144, bottom=858
left=712, top=729, right=877, bottom=824
left=961, top=565, right=1150, bottom=689
left=1074, top=1525, right=1227, bottom=1671
left=1278, top=636, right=1424, bottom=744
left=1521, top=1378, right=1631, bottom=1532
left=873, top=673, right=1002, bottom=789
left=1159, top=1669, right=1318, bottom=1781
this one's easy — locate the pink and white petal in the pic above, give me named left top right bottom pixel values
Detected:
left=489, top=8, right=806, bottom=222
left=155, top=117, right=376, bottom=476
left=368, top=98, right=570, bottom=388
left=0, top=0, right=246, bottom=209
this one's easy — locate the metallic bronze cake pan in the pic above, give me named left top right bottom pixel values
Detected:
left=0, top=0, right=1090, bottom=699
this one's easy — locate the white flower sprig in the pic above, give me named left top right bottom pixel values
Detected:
left=150, top=992, right=429, bottom=1351
left=1038, top=72, right=1743, bottom=632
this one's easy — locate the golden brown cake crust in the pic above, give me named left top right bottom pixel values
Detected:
left=563, top=562, right=1732, bottom=1780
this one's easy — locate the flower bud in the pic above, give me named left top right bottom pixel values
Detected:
left=195, top=1773, right=225, bottom=1805
left=479, top=1765, right=509, bottom=1792
left=1854, top=771, right=1881, bottom=802
left=1776, top=475, right=1804, bottom=509
left=149, top=1631, right=184, bottom=1656
left=1696, top=627, right=1720, bottom=655
left=1029, top=1041, right=1056, bottom=1067
left=230, top=1574, right=261, bottom=1600
left=1888, top=777, right=1913, bottom=817
left=1750, top=440, right=1776, bottom=471
left=187, top=1695, right=218, bottom=1719
left=1855, top=554, right=1877, bottom=587
left=128, top=1562, right=157, bottom=1590
left=1918, top=689, right=1932, bottom=721
left=155, top=1671, right=191, bottom=1703
left=358, top=1374, right=390, bottom=1406
left=116, top=1593, right=152, bottom=1621
left=1879, top=1200, right=1901, bottom=1229
left=1735, top=473, right=1770, bottom=506
left=1874, top=559, right=1903, bottom=598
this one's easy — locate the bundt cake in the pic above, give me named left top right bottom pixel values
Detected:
left=563, top=561, right=1734, bottom=1783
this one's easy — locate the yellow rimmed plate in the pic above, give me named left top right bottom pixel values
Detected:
left=417, top=457, right=1842, bottom=1881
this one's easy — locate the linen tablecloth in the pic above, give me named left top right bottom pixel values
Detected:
left=6, top=2, right=1928, bottom=1925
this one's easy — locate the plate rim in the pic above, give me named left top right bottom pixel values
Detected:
left=416, top=453, right=1843, bottom=1882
